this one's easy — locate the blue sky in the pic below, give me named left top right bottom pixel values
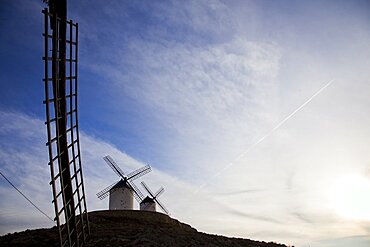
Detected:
left=1, top=0, right=370, bottom=246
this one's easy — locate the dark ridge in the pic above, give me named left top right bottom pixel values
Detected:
left=0, top=210, right=288, bottom=247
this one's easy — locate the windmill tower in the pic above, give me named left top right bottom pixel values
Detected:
left=96, top=155, right=151, bottom=210
left=140, top=181, right=170, bottom=215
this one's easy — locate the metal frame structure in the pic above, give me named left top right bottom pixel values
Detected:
left=43, top=7, right=89, bottom=247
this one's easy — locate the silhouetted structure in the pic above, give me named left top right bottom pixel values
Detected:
left=140, top=181, right=169, bottom=215
left=43, top=0, right=89, bottom=246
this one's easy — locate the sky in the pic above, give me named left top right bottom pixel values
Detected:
left=0, top=0, right=370, bottom=246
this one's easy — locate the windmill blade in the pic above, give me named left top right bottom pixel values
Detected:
left=96, top=181, right=118, bottom=200
left=103, top=155, right=126, bottom=178
left=127, top=180, right=144, bottom=202
left=127, top=164, right=151, bottom=181
left=97, top=185, right=119, bottom=200
left=97, top=188, right=119, bottom=200
left=140, top=181, right=155, bottom=198
left=96, top=190, right=110, bottom=200
left=155, top=198, right=170, bottom=215
left=154, top=187, right=165, bottom=198
left=97, top=191, right=109, bottom=200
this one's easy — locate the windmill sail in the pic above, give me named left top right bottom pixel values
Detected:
left=103, top=156, right=126, bottom=178
left=156, top=198, right=170, bottom=215
left=127, top=164, right=151, bottom=181
left=98, top=156, right=151, bottom=205
left=96, top=181, right=119, bottom=200
left=140, top=181, right=170, bottom=215
left=43, top=3, right=89, bottom=246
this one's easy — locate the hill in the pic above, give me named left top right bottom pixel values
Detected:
left=0, top=210, right=288, bottom=247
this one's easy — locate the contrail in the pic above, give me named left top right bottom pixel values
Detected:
left=194, top=79, right=335, bottom=194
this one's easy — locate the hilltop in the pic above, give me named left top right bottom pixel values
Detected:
left=0, top=210, right=288, bottom=247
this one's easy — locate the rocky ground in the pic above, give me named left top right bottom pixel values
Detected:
left=0, top=210, right=288, bottom=247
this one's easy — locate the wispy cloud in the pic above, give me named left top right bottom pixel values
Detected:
left=87, top=33, right=283, bottom=180
left=68, top=1, right=370, bottom=246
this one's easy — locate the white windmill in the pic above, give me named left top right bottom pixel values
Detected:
left=140, top=181, right=169, bottom=215
left=96, top=155, right=151, bottom=210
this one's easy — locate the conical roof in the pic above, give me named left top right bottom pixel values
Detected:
left=111, top=179, right=132, bottom=190
left=140, top=196, right=155, bottom=204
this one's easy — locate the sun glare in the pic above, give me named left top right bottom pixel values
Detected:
left=329, top=174, right=370, bottom=221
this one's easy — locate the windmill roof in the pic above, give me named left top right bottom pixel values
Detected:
left=111, top=179, right=131, bottom=190
left=140, top=196, right=155, bottom=204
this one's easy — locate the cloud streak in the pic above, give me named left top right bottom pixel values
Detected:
left=195, top=79, right=335, bottom=193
